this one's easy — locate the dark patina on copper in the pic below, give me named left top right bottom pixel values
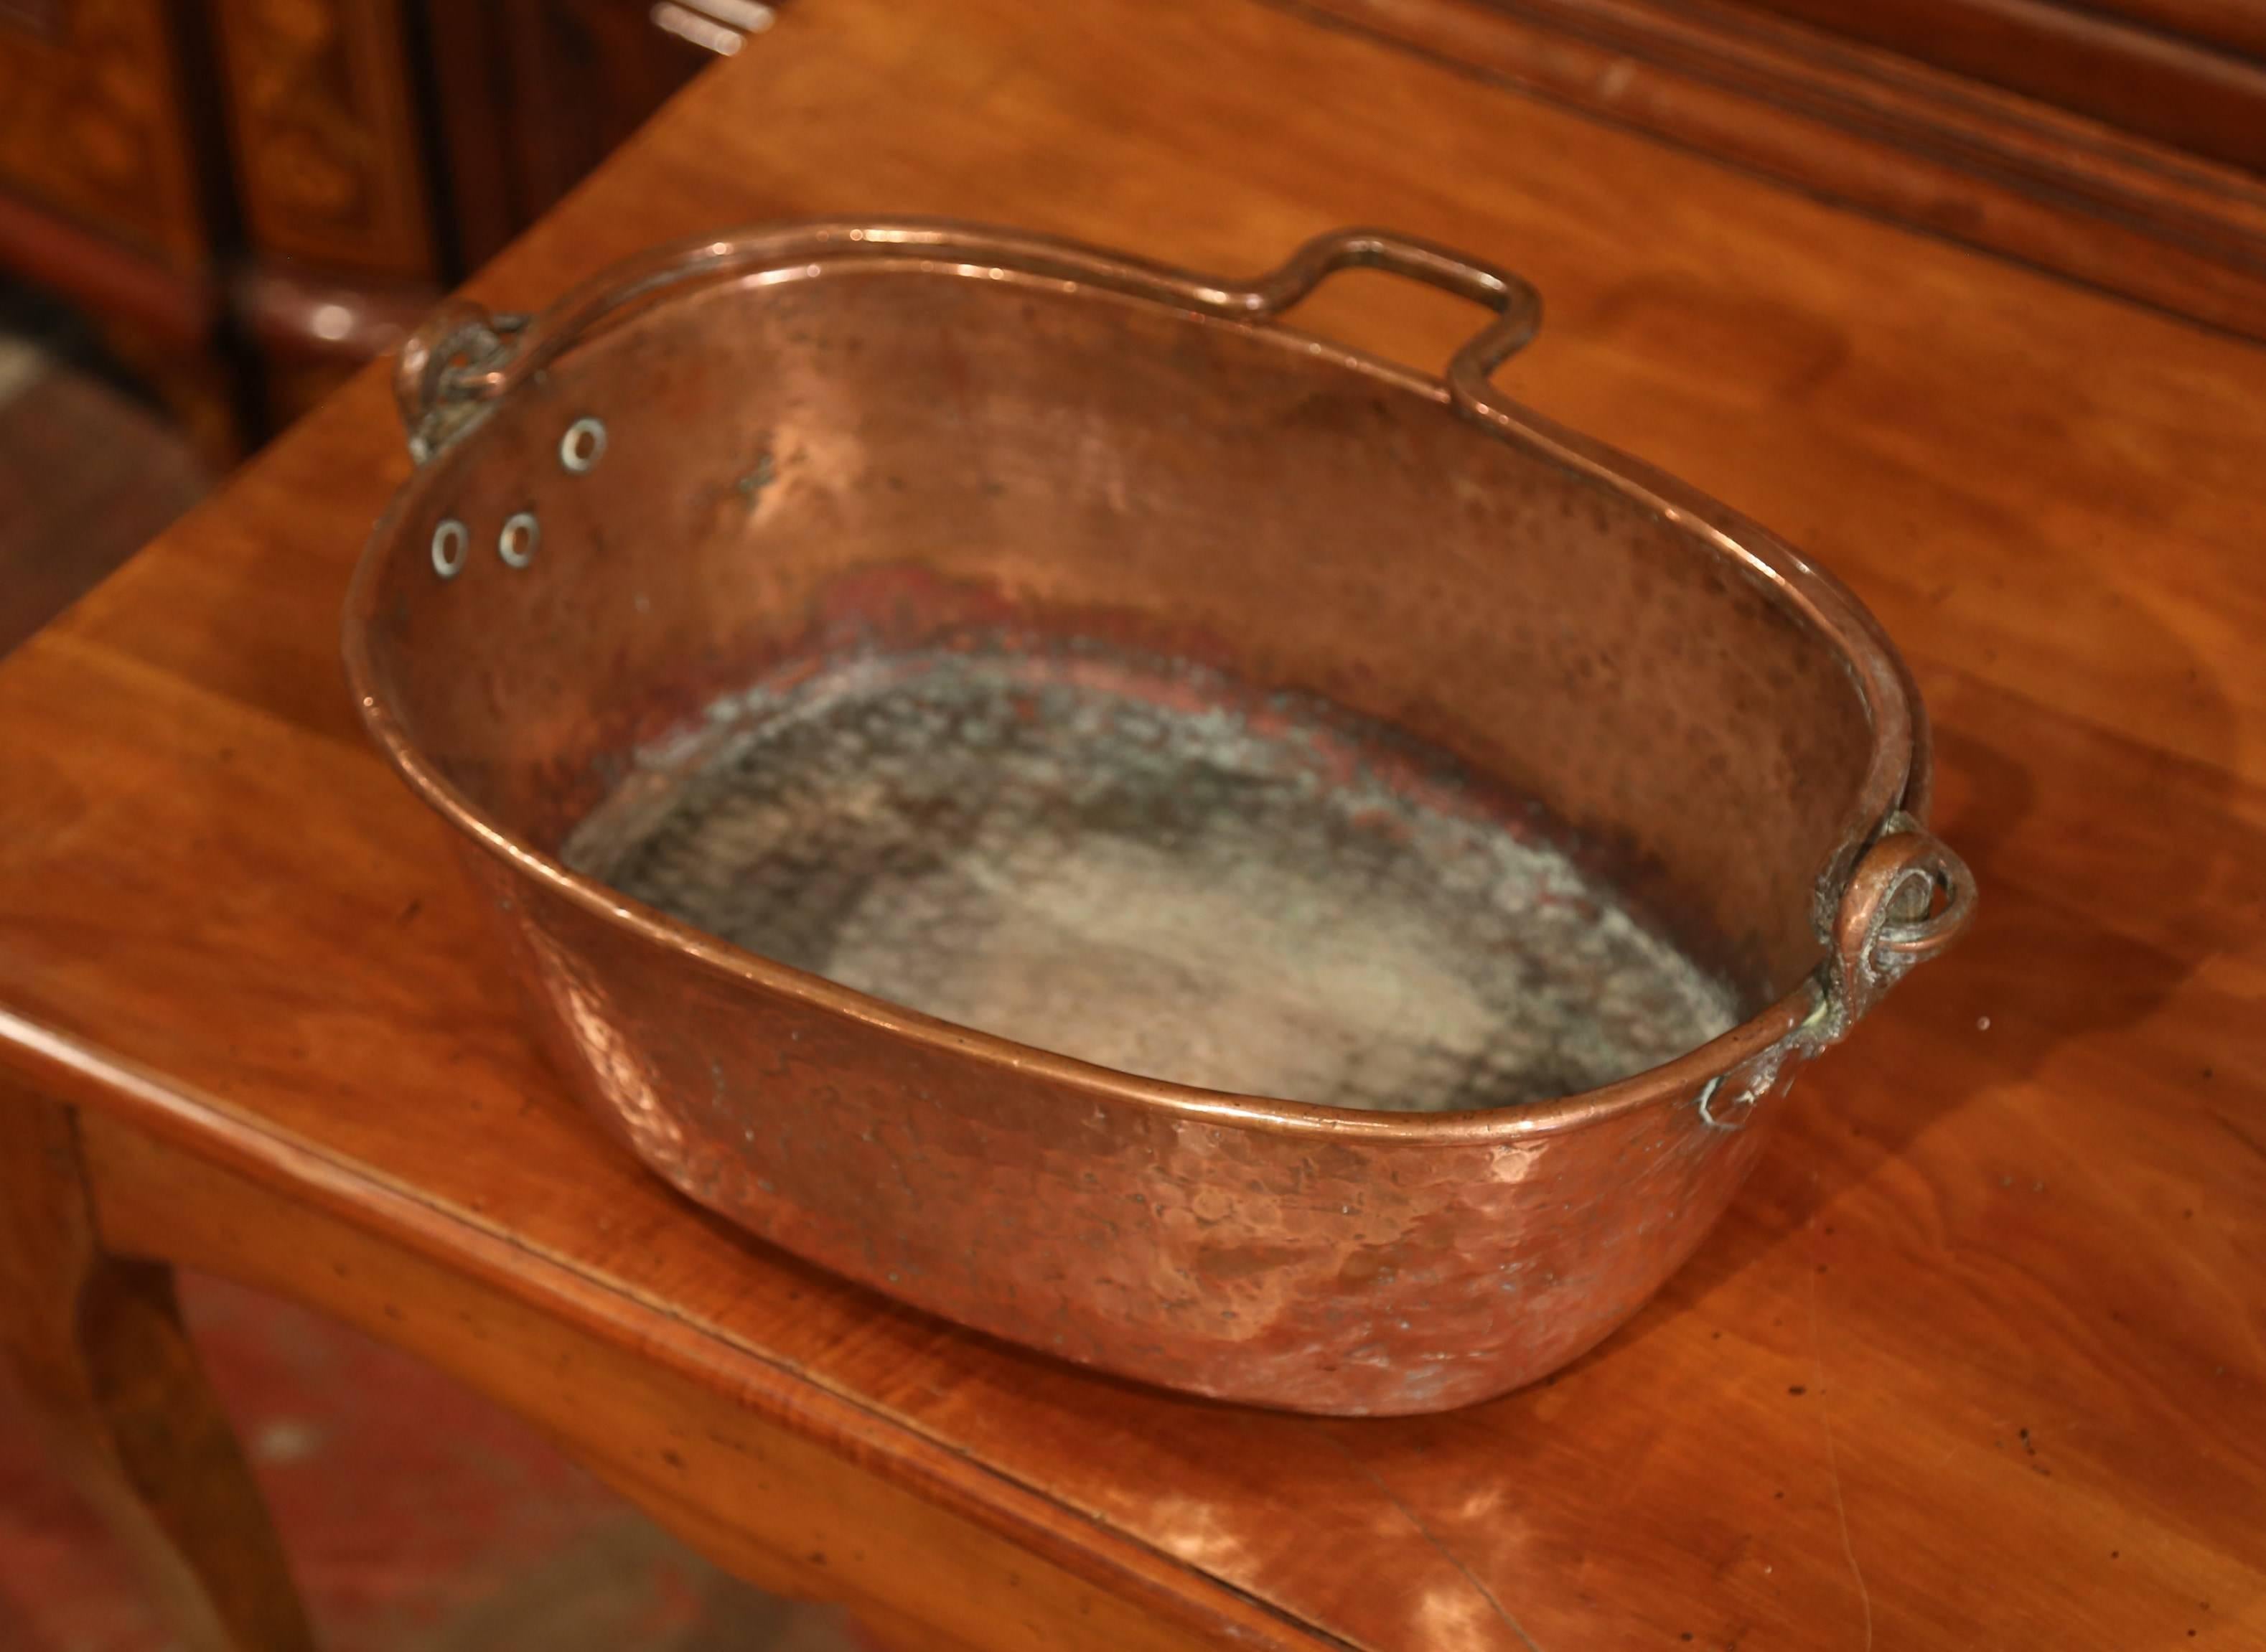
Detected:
left=345, top=221, right=1973, bottom=1414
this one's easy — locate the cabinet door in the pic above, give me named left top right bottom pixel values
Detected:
left=206, top=0, right=439, bottom=282
left=0, top=0, right=209, bottom=273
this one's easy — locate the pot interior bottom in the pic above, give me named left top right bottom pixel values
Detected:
left=561, top=640, right=1741, bottom=1112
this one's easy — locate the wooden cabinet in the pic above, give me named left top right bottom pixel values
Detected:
left=9, top=0, right=2266, bottom=460
left=427, top=0, right=722, bottom=271
left=208, top=0, right=439, bottom=283
left=0, top=0, right=729, bottom=454
left=0, top=1, right=229, bottom=449
left=0, top=1, right=209, bottom=276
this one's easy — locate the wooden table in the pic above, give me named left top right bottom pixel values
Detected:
left=3, top=1, right=2260, bottom=1647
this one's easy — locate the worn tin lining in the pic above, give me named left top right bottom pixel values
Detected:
left=563, top=640, right=1741, bottom=1113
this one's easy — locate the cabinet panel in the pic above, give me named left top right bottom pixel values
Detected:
left=0, top=0, right=207, bottom=271
left=208, top=0, right=436, bottom=281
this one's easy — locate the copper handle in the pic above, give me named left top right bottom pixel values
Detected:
left=1236, top=227, right=1544, bottom=408
left=1830, top=817, right=1977, bottom=1023
left=391, top=222, right=1543, bottom=461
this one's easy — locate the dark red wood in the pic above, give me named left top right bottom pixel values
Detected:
left=1720, top=0, right=2266, bottom=172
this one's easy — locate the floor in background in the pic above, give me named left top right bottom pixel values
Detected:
left=0, top=292, right=864, bottom=1651
left=0, top=1274, right=863, bottom=1651
left=0, top=297, right=207, bottom=659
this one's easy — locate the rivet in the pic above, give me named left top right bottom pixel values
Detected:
left=560, top=416, right=606, bottom=473
left=499, top=511, right=540, bottom=568
left=430, top=518, right=468, bottom=579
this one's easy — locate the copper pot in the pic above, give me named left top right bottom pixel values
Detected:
left=345, top=221, right=1972, bottom=1415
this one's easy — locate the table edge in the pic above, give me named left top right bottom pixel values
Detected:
left=0, top=1008, right=1347, bottom=1651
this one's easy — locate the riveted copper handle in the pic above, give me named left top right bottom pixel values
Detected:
left=1830, top=817, right=1976, bottom=1024
left=391, top=222, right=1543, bottom=461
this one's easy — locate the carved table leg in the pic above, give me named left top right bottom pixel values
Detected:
left=0, top=1085, right=318, bottom=1652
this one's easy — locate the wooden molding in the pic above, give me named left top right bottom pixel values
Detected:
left=1732, top=0, right=2266, bottom=174
left=0, top=187, right=212, bottom=344
left=1283, top=0, right=2266, bottom=339
left=2084, top=0, right=2266, bottom=62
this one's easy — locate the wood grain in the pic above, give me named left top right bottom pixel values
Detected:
left=0, top=0, right=2260, bottom=1646
left=52, top=1078, right=1321, bottom=1652
left=1297, top=0, right=2266, bottom=343
left=2078, top=0, right=2266, bottom=60
left=1725, top=0, right=2266, bottom=173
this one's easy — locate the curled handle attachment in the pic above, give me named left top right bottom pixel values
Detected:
left=394, top=298, right=525, bottom=463
left=1830, top=815, right=1976, bottom=1023
left=1693, top=819, right=1971, bottom=1133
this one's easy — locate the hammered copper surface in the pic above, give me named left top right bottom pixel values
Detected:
left=344, top=221, right=1973, bottom=1413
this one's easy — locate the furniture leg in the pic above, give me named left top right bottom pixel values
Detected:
left=0, top=1083, right=318, bottom=1652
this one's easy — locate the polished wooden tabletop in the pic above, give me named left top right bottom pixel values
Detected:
left=1, top=0, right=2260, bottom=1647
